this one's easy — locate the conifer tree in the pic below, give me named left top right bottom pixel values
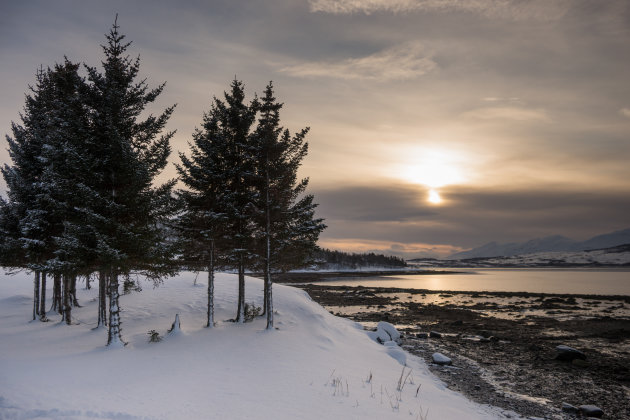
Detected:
left=84, top=17, right=176, bottom=345
left=177, top=79, right=257, bottom=324
left=252, top=82, right=325, bottom=329
left=1, top=67, right=51, bottom=319
left=176, top=110, right=227, bottom=328
left=0, top=62, right=91, bottom=323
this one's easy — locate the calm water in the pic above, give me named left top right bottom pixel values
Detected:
left=313, top=268, right=630, bottom=295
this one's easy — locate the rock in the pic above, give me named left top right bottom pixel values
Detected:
left=416, top=332, right=428, bottom=339
left=373, top=327, right=392, bottom=344
left=429, top=331, right=442, bottom=338
left=579, top=405, right=604, bottom=418
left=555, top=345, right=586, bottom=361
left=376, top=321, right=401, bottom=344
left=432, top=352, right=452, bottom=365
left=561, top=402, right=579, bottom=414
left=371, top=321, right=402, bottom=345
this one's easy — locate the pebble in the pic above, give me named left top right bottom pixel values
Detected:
left=555, top=345, right=586, bottom=361
left=432, top=352, right=452, bottom=365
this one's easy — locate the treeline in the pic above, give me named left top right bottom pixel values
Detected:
left=0, top=18, right=325, bottom=346
left=314, top=249, right=407, bottom=269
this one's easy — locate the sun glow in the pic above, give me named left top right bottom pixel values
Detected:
left=388, top=148, right=469, bottom=205
left=399, top=150, right=465, bottom=188
left=428, top=189, right=442, bottom=204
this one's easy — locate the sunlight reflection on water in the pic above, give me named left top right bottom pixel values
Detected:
left=313, top=269, right=630, bottom=295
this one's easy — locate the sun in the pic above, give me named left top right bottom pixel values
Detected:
left=428, top=188, right=442, bottom=204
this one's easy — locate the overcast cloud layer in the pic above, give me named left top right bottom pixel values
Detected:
left=1, top=0, right=628, bottom=258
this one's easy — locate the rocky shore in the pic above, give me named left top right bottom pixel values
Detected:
left=294, top=283, right=630, bottom=419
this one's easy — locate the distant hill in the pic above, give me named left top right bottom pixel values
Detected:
left=410, top=243, right=630, bottom=268
left=448, top=228, right=630, bottom=260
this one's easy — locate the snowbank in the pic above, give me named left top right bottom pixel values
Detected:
left=0, top=271, right=508, bottom=419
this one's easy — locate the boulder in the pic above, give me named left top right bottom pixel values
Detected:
left=416, top=332, right=429, bottom=339
left=578, top=405, right=604, bottom=418
left=432, top=352, right=452, bottom=366
left=555, top=345, right=586, bottom=361
left=429, top=331, right=442, bottom=338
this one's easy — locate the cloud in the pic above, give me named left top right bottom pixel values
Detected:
left=315, top=183, right=630, bottom=250
left=462, top=106, right=550, bottom=122
left=317, top=237, right=464, bottom=259
left=620, top=108, right=630, bottom=118
left=308, top=0, right=571, bottom=21
left=278, top=43, right=436, bottom=81
left=482, top=97, right=521, bottom=103
left=315, top=184, right=437, bottom=222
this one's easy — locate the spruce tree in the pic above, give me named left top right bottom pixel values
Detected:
left=177, top=79, right=257, bottom=324
left=252, top=82, right=325, bottom=329
left=1, top=62, right=91, bottom=322
left=84, top=17, right=176, bottom=345
left=176, top=110, right=227, bottom=328
left=2, top=67, right=51, bottom=316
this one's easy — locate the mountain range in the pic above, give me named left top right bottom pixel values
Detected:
left=448, top=228, right=630, bottom=260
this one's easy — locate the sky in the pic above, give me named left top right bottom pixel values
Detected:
left=1, top=0, right=629, bottom=259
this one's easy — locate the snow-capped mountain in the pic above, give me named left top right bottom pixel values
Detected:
left=449, top=228, right=630, bottom=259
left=411, top=243, right=630, bottom=268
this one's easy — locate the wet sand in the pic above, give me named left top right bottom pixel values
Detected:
left=293, top=283, right=630, bottom=419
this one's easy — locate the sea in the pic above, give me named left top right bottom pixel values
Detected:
left=312, top=268, right=630, bottom=296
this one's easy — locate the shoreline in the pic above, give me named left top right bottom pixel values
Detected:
left=293, top=283, right=630, bottom=419
left=263, top=269, right=462, bottom=283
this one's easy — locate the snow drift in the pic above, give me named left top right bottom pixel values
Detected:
left=0, top=271, right=509, bottom=419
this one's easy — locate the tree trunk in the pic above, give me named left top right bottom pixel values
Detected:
left=39, top=272, right=48, bottom=321
left=264, top=163, right=273, bottom=329
left=51, top=273, right=62, bottom=314
left=85, top=274, right=91, bottom=290
left=97, top=270, right=107, bottom=328
left=70, top=275, right=80, bottom=307
left=62, top=274, right=72, bottom=325
left=206, top=241, right=215, bottom=328
left=107, top=269, right=125, bottom=347
left=236, top=255, right=245, bottom=323
left=32, top=271, right=40, bottom=321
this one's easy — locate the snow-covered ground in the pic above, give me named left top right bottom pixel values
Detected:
left=0, top=271, right=513, bottom=420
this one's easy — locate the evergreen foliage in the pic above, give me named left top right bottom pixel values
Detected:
left=1, top=16, right=327, bottom=340
left=83, top=17, right=177, bottom=344
left=177, top=80, right=325, bottom=327
left=251, top=82, right=325, bottom=328
left=314, top=248, right=407, bottom=269
left=177, top=79, right=258, bottom=324
left=0, top=17, right=177, bottom=344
